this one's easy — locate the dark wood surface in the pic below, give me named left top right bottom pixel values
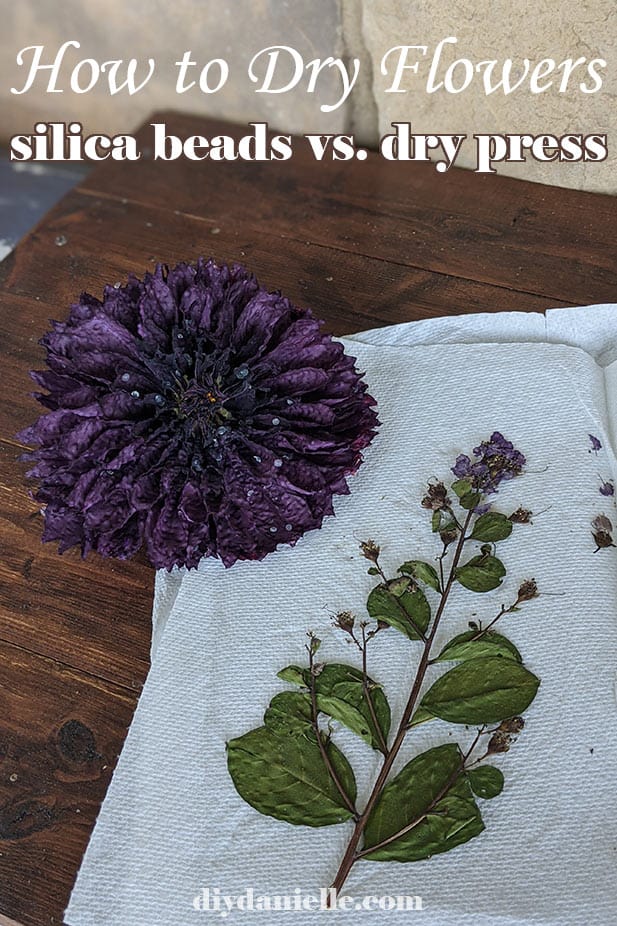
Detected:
left=1, top=111, right=616, bottom=926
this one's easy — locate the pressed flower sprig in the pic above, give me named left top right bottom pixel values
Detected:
left=227, top=432, right=540, bottom=898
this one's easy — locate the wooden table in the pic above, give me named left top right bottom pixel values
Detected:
left=1, top=112, right=616, bottom=926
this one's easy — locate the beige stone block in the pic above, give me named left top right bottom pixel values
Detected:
left=361, top=0, right=617, bottom=193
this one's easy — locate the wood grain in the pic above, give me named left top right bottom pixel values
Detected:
left=1, top=111, right=616, bottom=925
left=0, top=442, right=152, bottom=689
left=0, top=192, right=565, bottom=338
left=0, top=641, right=138, bottom=926
left=79, top=112, right=617, bottom=305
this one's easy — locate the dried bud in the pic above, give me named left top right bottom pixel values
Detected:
left=308, top=633, right=321, bottom=656
left=334, top=611, right=355, bottom=634
left=593, top=530, right=615, bottom=552
left=487, top=731, right=511, bottom=754
left=487, top=717, right=524, bottom=753
left=440, top=525, right=459, bottom=547
left=599, top=479, right=615, bottom=497
left=421, top=481, right=450, bottom=511
left=376, top=619, right=390, bottom=631
left=360, top=540, right=380, bottom=563
left=311, top=662, right=324, bottom=677
left=592, top=516, right=615, bottom=551
left=500, top=716, right=525, bottom=734
left=517, top=579, right=538, bottom=602
left=509, top=507, right=532, bottom=524
left=592, top=514, right=613, bottom=533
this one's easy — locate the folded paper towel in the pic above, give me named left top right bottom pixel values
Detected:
left=66, top=305, right=617, bottom=926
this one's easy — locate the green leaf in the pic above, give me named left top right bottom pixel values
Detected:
left=471, top=512, right=513, bottom=543
left=399, top=560, right=441, bottom=593
left=434, top=630, right=522, bottom=664
left=313, top=664, right=391, bottom=751
left=316, top=665, right=391, bottom=753
left=328, top=739, right=358, bottom=806
left=467, top=765, right=504, bottom=799
left=418, top=655, right=540, bottom=725
left=431, top=510, right=458, bottom=534
left=451, top=478, right=472, bottom=498
left=460, top=492, right=482, bottom=510
left=277, top=665, right=306, bottom=686
left=408, top=704, right=435, bottom=727
left=363, top=743, right=484, bottom=861
left=227, top=726, right=356, bottom=827
left=263, top=691, right=313, bottom=737
left=278, top=663, right=391, bottom=752
left=366, top=578, right=430, bottom=640
left=456, top=554, right=506, bottom=592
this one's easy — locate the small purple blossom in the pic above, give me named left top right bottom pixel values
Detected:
left=589, top=434, right=602, bottom=454
left=473, top=502, right=493, bottom=516
left=451, top=432, right=526, bottom=496
left=18, top=259, right=379, bottom=569
left=599, top=477, right=614, bottom=497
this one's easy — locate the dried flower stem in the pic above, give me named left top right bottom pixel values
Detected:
left=328, top=509, right=474, bottom=900
left=360, top=626, right=389, bottom=755
left=469, top=582, right=538, bottom=640
left=307, top=650, right=358, bottom=820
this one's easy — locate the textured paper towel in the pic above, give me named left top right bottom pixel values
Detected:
left=152, top=303, right=617, bottom=652
left=66, top=315, right=617, bottom=926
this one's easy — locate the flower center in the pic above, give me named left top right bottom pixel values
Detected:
left=177, top=382, right=231, bottom=430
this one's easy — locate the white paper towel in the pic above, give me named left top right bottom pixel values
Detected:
left=67, top=306, right=617, bottom=926
left=152, top=303, right=617, bottom=652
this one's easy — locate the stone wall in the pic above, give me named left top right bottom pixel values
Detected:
left=1, top=0, right=348, bottom=137
left=361, top=0, right=617, bottom=193
left=2, top=0, right=615, bottom=193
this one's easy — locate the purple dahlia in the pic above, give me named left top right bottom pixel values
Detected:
left=19, top=259, right=379, bottom=569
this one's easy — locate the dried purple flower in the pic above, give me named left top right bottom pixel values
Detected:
left=599, top=477, right=614, bottom=497
left=451, top=431, right=526, bottom=496
left=473, top=502, right=492, bottom=516
left=589, top=434, right=602, bottom=454
left=18, top=259, right=379, bottom=569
